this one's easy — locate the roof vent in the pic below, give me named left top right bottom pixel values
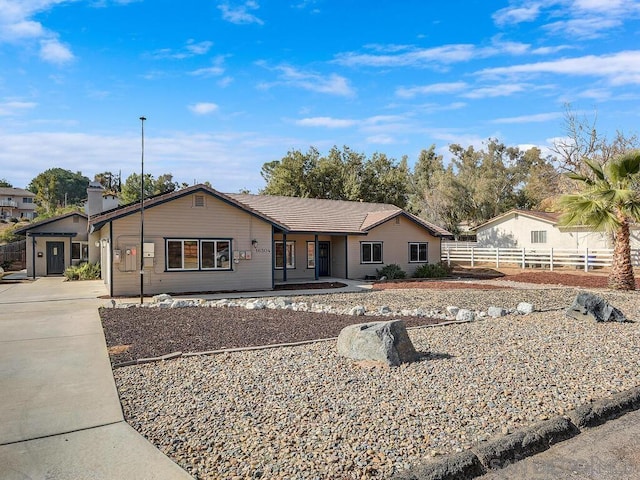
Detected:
left=194, top=195, right=205, bottom=207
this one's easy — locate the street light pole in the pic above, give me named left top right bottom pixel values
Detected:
left=139, top=116, right=146, bottom=305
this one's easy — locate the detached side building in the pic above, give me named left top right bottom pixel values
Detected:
left=89, top=184, right=452, bottom=297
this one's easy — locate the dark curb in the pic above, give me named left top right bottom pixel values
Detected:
left=392, top=385, right=640, bottom=480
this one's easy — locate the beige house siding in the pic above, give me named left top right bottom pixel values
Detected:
left=347, top=216, right=441, bottom=279
left=24, top=215, right=88, bottom=277
left=107, top=193, right=274, bottom=296
left=476, top=214, right=610, bottom=249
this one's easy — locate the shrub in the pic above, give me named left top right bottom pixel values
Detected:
left=413, top=262, right=451, bottom=278
left=9, top=217, right=19, bottom=223
left=376, top=263, right=406, bottom=280
left=64, top=262, right=101, bottom=281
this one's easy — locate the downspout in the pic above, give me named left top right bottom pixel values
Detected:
left=31, top=233, right=36, bottom=280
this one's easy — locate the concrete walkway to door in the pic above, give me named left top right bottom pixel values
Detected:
left=0, top=277, right=192, bottom=480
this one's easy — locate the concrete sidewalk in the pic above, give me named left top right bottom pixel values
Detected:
left=0, top=277, right=192, bottom=479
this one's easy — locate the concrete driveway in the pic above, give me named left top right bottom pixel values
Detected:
left=0, top=277, right=192, bottom=479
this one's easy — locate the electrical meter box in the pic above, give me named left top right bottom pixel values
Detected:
left=143, top=242, right=155, bottom=258
left=124, top=246, right=137, bottom=272
left=113, top=250, right=121, bottom=264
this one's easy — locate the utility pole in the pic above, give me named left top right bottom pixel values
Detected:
left=139, top=116, right=146, bottom=305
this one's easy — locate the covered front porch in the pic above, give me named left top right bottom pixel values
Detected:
left=272, top=231, right=349, bottom=283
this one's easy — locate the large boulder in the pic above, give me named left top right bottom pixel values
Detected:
left=566, top=292, right=627, bottom=323
left=337, top=320, right=419, bottom=367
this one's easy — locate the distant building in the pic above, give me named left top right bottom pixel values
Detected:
left=0, top=187, right=36, bottom=220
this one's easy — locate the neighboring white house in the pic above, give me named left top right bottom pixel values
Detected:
left=474, top=209, right=640, bottom=250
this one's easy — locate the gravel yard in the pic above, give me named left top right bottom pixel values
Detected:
left=108, top=287, right=640, bottom=479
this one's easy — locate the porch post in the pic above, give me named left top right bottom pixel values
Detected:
left=344, top=235, right=348, bottom=279
left=282, top=233, right=287, bottom=282
left=314, top=234, right=319, bottom=280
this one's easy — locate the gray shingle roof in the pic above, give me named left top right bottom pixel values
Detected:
left=0, top=187, right=35, bottom=197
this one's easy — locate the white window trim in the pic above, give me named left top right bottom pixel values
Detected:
left=166, top=239, right=200, bottom=271
left=275, top=241, right=295, bottom=269
left=408, top=242, right=429, bottom=263
left=361, top=241, right=383, bottom=264
left=531, top=231, right=547, bottom=244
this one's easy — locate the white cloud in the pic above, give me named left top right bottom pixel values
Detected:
left=189, top=55, right=226, bottom=77
left=494, top=0, right=640, bottom=39
left=493, top=4, right=542, bottom=25
left=260, top=65, right=355, bottom=97
left=295, top=117, right=356, bottom=128
left=0, top=129, right=300, bottom=192
left=151, top=40, right=213, bottom=59
left=491, top=112, right=564, bottom=124
left=396, top=82, right=468, bottom=98
left=366, top=135, right=395, bottom=145
left=0, top=100, right=37, bottom=116
left=335, top=44, right=476, bottom=68
left=478, top=50, right=640, bottom=86
left=463, top=83, right=528, bottom=99
left=218, top=1, right=264, bottom=25
left=188, top=102, right=219, bottom=115
left=39, top=38, right=74, bottom=64
left=0, top=1, right=76, bottom=64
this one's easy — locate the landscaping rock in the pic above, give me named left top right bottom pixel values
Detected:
left=392, top=450, right=486, bottom=480
left=516, top=302, right=534, bottom=315
left=487, top=306, right=507, bottom=318
left=446, top=306, right=459, bottom=317
left=379, top=305, right=391, bottom=314
left=348, top=305, right=366, bottom=316
left=455, top=309, right=475, bottom=322
left=152, top=293, right=172, bottom=303
left=336, top=320, right=419, bottom=367
left=566, top=291, right=627, bottom=323
left=245, top=300, right=266, bottom=310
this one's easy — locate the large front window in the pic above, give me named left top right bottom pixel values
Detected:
left=361, top=241, right=382, bottom=263
left=409, top=242, right=428, bottom=262
left=275, top=241, right=295, bottom=269
left=166, top=238, right=231, bottom=271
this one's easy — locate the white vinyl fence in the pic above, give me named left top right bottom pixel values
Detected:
left=441, top=245, right=640, bottom=271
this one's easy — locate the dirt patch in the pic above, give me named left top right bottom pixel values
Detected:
left=501, top=271, right=640, bottom=289
left=100, top=308, right=442, bottom=366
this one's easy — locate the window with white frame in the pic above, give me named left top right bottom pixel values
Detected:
left=72, top=242, right=89, bottom=261
left=166, top=238, right=232, bottom=271
left=409, top=242, right=428, bottom=262
left=361, top=241, right=382, bottom=263
left=531, top=231, right=547, bottom=244
left=275, top=241, right=295, bottom=269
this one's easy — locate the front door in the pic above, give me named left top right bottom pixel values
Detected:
left=318, top=242, right=330, bottom=276
left=47, top=241, right=65, bottom=275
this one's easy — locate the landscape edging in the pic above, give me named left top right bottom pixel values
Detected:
left=391, top=385, right=640, bottom=480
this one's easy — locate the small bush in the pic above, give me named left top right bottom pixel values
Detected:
left=413, top=262, right=451, bottom=278
left=64, top=262, right=101, bottom=281
left=376, top=263, right=406, bottom=280
left=9, top=217, right=19, bottom=223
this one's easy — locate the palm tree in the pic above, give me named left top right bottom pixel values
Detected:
left=558, top=151, right=640, bottom=290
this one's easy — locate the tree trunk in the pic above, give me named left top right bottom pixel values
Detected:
left=608, top=214, right=636, bottom=290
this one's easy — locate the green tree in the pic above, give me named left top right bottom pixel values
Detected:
left=120, top=172, right=179, bottom=204
left=0, top=178, right=12, bottom=187
left=260, top=146, right=411, bottom=207
left=94, top=171, right=121, bottom=193
left=28, top=168, right=89, bottom=213
left=559, top=151, right=640, bottom=290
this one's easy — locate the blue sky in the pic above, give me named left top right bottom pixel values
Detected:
left=1, top=0, right=640, bottom=192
